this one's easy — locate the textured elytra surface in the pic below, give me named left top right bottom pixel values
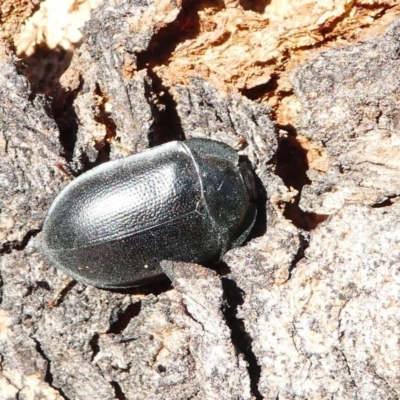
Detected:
left=2, top=1, right=400, bottom=400
left=44, top=143, right=202, bottom=249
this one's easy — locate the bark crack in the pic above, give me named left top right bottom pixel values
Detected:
left=287, top=232, right=309, bottom=280
left=31, top=336, right=69, bottom=400
left=371, top=194, right=400, bottom=208
left=107, top=301, right=142, bottom=335
left=110, top=381, right=128, bottom=400
left=0, top=228, right=40, bottom=255
left=221, top=277, right=263, bottom=400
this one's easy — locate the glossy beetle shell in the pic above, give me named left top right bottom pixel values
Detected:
left=42, top=138, right=256, bottom=288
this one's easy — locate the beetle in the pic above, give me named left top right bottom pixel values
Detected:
left=42, top=138, right=257, bottom=288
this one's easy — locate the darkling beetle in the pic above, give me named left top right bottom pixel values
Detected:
left=42, top=138, right=257, bottom=288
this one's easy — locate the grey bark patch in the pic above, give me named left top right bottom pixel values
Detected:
left=0, top=61, right=63, bottom=245
left=292, top=18, right=400, bottom=215
left=172, top=77, right=277, bottom=167
left=160, top=261, right=252, bottom=399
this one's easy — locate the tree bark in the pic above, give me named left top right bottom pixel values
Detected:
left=1, top=1, right=400, bottom=399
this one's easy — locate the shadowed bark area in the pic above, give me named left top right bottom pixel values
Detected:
left=1, top=1, right=400, bottom=399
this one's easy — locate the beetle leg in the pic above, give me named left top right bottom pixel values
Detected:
left=48, top=277, right=76, bottom=307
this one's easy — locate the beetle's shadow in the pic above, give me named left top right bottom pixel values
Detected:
left=107, top=277, right=173, bottom=296
left=250, top=172, right=267, bottom=239
left=239, top=155, right=267, bottom=242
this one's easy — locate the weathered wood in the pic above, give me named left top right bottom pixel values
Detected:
left=1, top=1, right=400, bottom=399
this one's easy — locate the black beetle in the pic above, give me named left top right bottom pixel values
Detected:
left=42, top=138, right=257, bottom=288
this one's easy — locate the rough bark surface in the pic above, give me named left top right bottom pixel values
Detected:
left=1, top=1, right=400, bottom=400
left=294, top=21, right=400, bottom=215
